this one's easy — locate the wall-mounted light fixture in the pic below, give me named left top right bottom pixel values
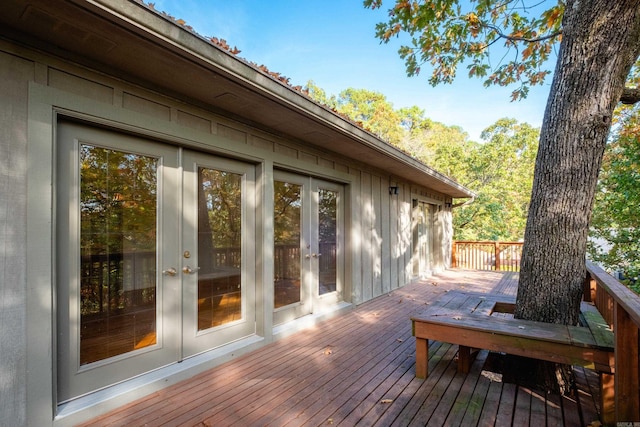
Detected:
left=389, top=186, right=399, bottom=195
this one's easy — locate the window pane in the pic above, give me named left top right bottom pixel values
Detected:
left=273, top=181, right=302, bottom=308
left=79, top=145, right=158, bottom=365
left=318, top=188, right=337, bottom=295
left=197, top=168, right=242, bottom=330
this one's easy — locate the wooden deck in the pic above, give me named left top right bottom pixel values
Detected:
left=80, top=270, right=605, bottom=426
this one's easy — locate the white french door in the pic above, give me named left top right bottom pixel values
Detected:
left=56, top=122, right=255, bottom=403
left=273, top=171, right=343, bottom=325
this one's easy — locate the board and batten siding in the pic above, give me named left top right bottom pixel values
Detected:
left=0, top=36, right=452, bottom=426
left=355, top=173, right=416, bottom=304
left=0, top=45, right=32, bottom=427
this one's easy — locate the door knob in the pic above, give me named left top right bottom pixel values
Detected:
left=182, top=265, right=200, bottom=275
left=162, top=267, right=177, bottom=276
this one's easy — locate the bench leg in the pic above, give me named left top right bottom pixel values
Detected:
left=458, top=345, right=475, bottom=373
left=600, top=372, right=615, bottom=426
left=416, top=337, right=428, bottom=378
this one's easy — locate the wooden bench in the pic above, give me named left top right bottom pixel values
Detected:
left=412, top=291, right=615, bottom=423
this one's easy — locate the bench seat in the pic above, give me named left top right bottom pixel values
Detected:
left=411, top=291, right=615, bottom=423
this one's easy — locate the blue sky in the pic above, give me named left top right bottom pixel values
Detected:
left=152, top=0, right=553, bottom=142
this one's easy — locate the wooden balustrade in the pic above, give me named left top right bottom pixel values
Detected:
left=452, top=241, right=523, bottom=271
left=585, top=261, right=640, bottom=424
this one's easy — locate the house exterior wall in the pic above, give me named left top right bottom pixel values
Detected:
left=0, top=44, right=32, bottom=427
left=0, top=37, right=452, bottom=426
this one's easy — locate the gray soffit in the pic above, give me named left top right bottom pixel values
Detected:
left=0, top=0, right=474, bottom=199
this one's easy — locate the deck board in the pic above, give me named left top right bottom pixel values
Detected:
left=79, top=270, right=602, bottom=426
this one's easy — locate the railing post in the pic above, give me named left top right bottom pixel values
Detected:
left=494, top=242, right=500, bottom=271
left=583, top=271, right=593, bottom=302
left=452, top=242, right=457, bottom=268
left=615, top=300, right=640, bottom=422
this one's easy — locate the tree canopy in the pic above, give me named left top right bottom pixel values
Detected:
left=364, top=0, right=563, bottom=100
left=458, top=119, right=538, bottom=241
left=364, top=0, right=640, bottom=103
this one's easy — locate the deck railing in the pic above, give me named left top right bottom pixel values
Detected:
left=585, top=261, right=640, bottom=423
left=452, top=241, right=523, bottom=271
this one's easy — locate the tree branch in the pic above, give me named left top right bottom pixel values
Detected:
left=620, top=87, right=640, bottom=104
left=481, top=22, right=562, bottom=43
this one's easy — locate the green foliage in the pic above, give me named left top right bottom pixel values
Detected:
left=398, top=112, right=473, bottom=182
left=588, top=105, right=640, bottom=290
left=363, top=0, right=563, bottom=100
left=402, top=116, right=539, bottom=241
left=305, top=80, right=334, bottom=107
left=453, top=119, right=538, bottom=240
left=306, top=80, right=537, bottom=242
left=334, top=88, right=405, bottom=143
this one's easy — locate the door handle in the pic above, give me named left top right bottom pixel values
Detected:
left=182, top=265, right=200, bottom=275
left=312, top=253, right=322, bottom=258
left=162, top=267, right=177, bottom=276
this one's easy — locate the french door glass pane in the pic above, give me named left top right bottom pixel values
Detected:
left=273, top=181, right=302, bottom=308
left=197, top=168, right=243, bottom=330
left=318, top=188, right=338, bottom=295
left=79, top=144, right=158, bottom=365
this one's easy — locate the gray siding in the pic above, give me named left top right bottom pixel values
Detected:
left=0, top=50, right=33, bottom=427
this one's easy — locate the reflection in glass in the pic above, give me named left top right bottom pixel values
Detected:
left=318, top=189, right=338, bottom=295
left=197, top=168, right=243, bottom=330
left=79, top=145, right=158, bottom=365
left=273, top=181, right=302, bottom=308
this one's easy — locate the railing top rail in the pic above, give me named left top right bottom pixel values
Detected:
left=454, top=241, right=523, bottom=245
left=587, top=261, right=640, bottom=328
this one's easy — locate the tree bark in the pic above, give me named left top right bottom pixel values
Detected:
left=515, top=0, right=640, bottom=325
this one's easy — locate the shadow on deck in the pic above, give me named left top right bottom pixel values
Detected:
left=80, top=270, right=602, bottom=426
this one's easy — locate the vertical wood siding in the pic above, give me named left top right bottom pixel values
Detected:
left=0, top=50, right=31, bottom=427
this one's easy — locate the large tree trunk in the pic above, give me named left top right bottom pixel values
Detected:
left=515, top=0, right=640, bottom=325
